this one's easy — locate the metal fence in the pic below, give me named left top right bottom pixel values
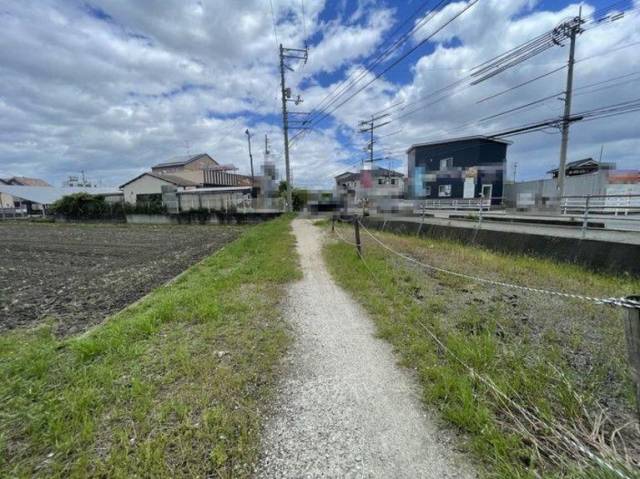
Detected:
left=415, top=197, right=493, bottom=211
left=561, top=194, right=640, bottom=215
left=560, top=194, right=640, bottom=234
left=0, top=207, right=28, bottom=219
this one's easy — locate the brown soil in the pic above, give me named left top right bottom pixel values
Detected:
left=0, top=222, right=243, bottom=336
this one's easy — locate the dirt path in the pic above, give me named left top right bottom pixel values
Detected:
left=255, top=219, right=475, bottom=478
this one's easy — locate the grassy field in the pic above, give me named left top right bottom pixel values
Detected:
left=0, top=216, right=300, bottom=478
left=325, top=222, right=640, bottom=478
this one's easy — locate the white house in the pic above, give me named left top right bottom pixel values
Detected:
left=119, top=172, right=199, bottom=205
left=335, top=167, right=405, bottom=205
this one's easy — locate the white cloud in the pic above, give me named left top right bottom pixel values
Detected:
left=0, top=0, right=638, bottom=190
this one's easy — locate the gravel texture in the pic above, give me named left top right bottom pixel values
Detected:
left=255, top=219, right=475, bottom=478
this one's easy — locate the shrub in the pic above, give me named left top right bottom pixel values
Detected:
left=123, top=202, right=167, bottom=215
left=50, top=193, right=124, bottom=220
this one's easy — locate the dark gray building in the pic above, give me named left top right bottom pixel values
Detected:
left=407, top=136, right=509, bottom=203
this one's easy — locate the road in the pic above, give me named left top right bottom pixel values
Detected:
left=255, top=219, right=475, bottom=478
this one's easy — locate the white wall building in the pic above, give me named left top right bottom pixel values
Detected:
left=120, top=172, right=199, bottom=205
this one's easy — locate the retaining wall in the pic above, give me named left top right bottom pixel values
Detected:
left=361, top=217, right=640, bottom=278
left=126, top=212, right=282, bottom=225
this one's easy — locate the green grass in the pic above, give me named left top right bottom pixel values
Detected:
left=324, top=224, right=640, bottom=479
left=0, top=215, right=300, bottom=478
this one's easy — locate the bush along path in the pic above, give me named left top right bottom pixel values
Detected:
left=0, top=216, right=300, bottom=478
left=255, top=219, right=475, bottom=478
left=325, top=221, right=640, bottom=478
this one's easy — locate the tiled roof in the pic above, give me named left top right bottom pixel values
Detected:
left=152, top=153, right=217, bottom=169
left=119, top=172, right=201, bottom=189
left=3, top=176, right=51, bottom=186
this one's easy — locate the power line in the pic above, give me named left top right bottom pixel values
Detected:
left=300, top=0, right=307, bottom=40
left=476, top=91, right=564, bottom=123
left=363, top=5, right=638, bottom=131
left=475, top=66, right=567, bottom=104
left=294, top=0, right=481, bottom=140
left=267, top=0, right=279, bottom=48
left=301, top=0, right=453, bottom=127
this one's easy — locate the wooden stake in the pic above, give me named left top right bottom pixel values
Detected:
left=624, top=297, right=640, bottom=419
left=354, top=217, right=362, bottom=258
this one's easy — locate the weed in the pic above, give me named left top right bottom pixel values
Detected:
left=0, top=216, right=300, bottom=478
left=324, top=224, right=639, bottom=478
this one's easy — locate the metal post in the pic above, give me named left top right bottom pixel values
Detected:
left=581, top=195, right=590, bottom=239
left=624, top=299, right=640, bottom=419
left=478, top=197, right=484, bottom=228
left=417, top=200, right=426, bottom=237
left=354, top=217, right=362, bottom=258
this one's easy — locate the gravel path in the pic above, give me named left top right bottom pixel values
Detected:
left=255, top=219, right=475, bottom=478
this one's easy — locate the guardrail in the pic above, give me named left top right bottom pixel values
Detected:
left=561, top=194, right=640, bottom=215
left=417, top=197, right=493, bottom=211
left=0, top=207, right=28, bottom=219
left=560, top=194, right=640, bottom=235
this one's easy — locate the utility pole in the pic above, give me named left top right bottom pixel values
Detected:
left=358, top=113, right=392, bottom=215
left=279, top=43, right=308, bottom=212
left=555, top=10, right=584, bottom=205
left=513, top=161, right=518, bottom=183
left=358, top=113, right=392, bottom=167
left=245, top=129, right=255, bottom=190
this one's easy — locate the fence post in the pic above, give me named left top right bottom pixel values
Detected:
left=581, top=195, right=590, bottom=239
left=354, top=216, right=362, bottom=258
left=624, top=298, right=640, bottom=419
left=417, top=200, right=426, bottom=237
left=477, top=198, right=484, bottom=228
left=331, top=215, right=335, bottom=233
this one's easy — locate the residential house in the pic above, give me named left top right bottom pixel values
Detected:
left=335, top=167, right=405, bottom=206
left=407, top=136, right=509, bottom=203
left=0, top=176, right=52, bottom=210
left=120, top=172, right=200, bottom=205
left=120, top=153, right=252, bottom=206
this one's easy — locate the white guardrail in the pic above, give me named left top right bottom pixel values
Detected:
left=0, top=207, right=28, bottom=219
left=561, top=194, right=640, bottom=234
left=561, top=194, right=640, bottom=215
left=416, top=197, right=492, bottom=211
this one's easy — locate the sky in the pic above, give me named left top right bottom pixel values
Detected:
left=0, top=0, right=638, bottom=188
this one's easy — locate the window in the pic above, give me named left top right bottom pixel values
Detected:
left=391, top=178, right=396, bottom=185
left=424, top=186, right=431, bottom=196
left=438, top=184, right=452, bottom=197
left=439, top=157, right=453, bottom=171
left=378, top=178, right=384, bottom=185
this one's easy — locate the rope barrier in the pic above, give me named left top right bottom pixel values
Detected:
left=358, top=220, right=640, bottom=310
left=333, top=225, right=359, bottom=247
left=341, top=222, right=633, bottom=477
